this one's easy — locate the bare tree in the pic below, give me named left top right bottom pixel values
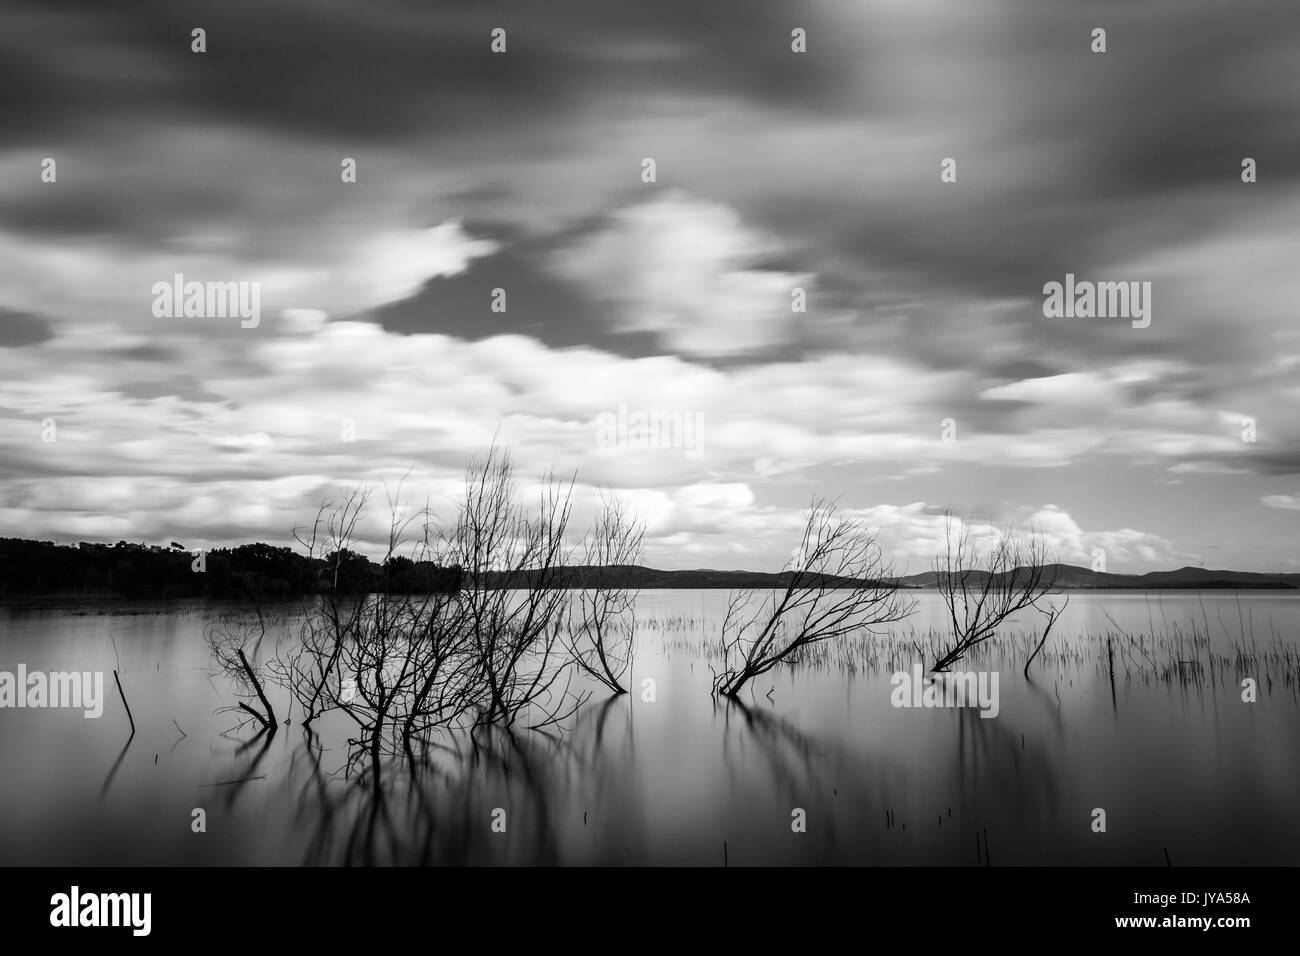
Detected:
left=1024, top=593, right=1069, bottom=679
left=209, top=446, right=640, bottom=768
left=277, top=488, right=375, bottom=728
left=565, top=492, right=644, bottom=694
left=711, top=498, right=914, bottom=697
left=273, top=483, right=478, bottom=767
left=206, top=604, right=280, bottom=731
left=931, top=514, right=1064, bottom=672
left=452, top=445, right=586, bottom=728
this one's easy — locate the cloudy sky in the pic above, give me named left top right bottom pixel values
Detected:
left=2, top=0, right=1298, bottom=572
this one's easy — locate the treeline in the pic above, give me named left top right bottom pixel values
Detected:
left=0, top=538, right=462, bottom=600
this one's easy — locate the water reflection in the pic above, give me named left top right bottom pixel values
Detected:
left=287, top=723, right=577, bottom=865
left=1, top=592, right=1298, bottom=865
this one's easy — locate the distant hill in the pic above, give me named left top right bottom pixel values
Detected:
left=893, top=563, right=1300, bottom=590
left=476, top=565, right=892, bottom=590
left=1, top=536, right=1295, bottom=600
left=486, top=562, right=1299, bottom=591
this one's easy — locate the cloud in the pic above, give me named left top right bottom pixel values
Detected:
left=1261, top=494, right=1300, bottom=511
left=2, top=0, right=1299, bottom=570
left=1024, top=504, right=1190, bottom=569
left=0, top=303, right=1242, bottom=570
left=344, top=222, right=499, bottom=307
left=0, top=308, right=54, bottom=347
left=551, top=192, right=811, bottom=358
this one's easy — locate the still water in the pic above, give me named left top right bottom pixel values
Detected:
left=1, top=590, right=1296, bottom=865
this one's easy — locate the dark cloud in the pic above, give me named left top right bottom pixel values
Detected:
left=0, top=0, right=858, bottom=144
left=6, top=0, right=1297, bottom=329
left=370, top=233, right=659, bottom=356
left=0, top=309, right=54, bottom=347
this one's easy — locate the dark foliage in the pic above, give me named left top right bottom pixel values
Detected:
left=0, top=537, right=461, bottom=600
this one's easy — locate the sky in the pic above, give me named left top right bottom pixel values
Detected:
left=1, top=0, right=1298, bottom=573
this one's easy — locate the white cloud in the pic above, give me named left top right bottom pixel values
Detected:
left=551, top=191, right=811, bottom=357
left=344, top=221, right=498, bottom=307
left=0, top=302, right=1258, bottom=570
left=1261, top=494, right=1300, bottom=511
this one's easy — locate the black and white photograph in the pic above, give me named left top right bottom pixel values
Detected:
left=0, top=0, right=1294, bottom=936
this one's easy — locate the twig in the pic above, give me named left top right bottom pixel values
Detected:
left=237, top=700, right=270, bottom=729
left=236, top=647, right=278, bottom=730
left=199, top=775, right=268, bottom=787
left=113, top=669, right=135, bottom=737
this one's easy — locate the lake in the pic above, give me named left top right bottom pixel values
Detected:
left=1, top=589, right=1296, bottom=865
